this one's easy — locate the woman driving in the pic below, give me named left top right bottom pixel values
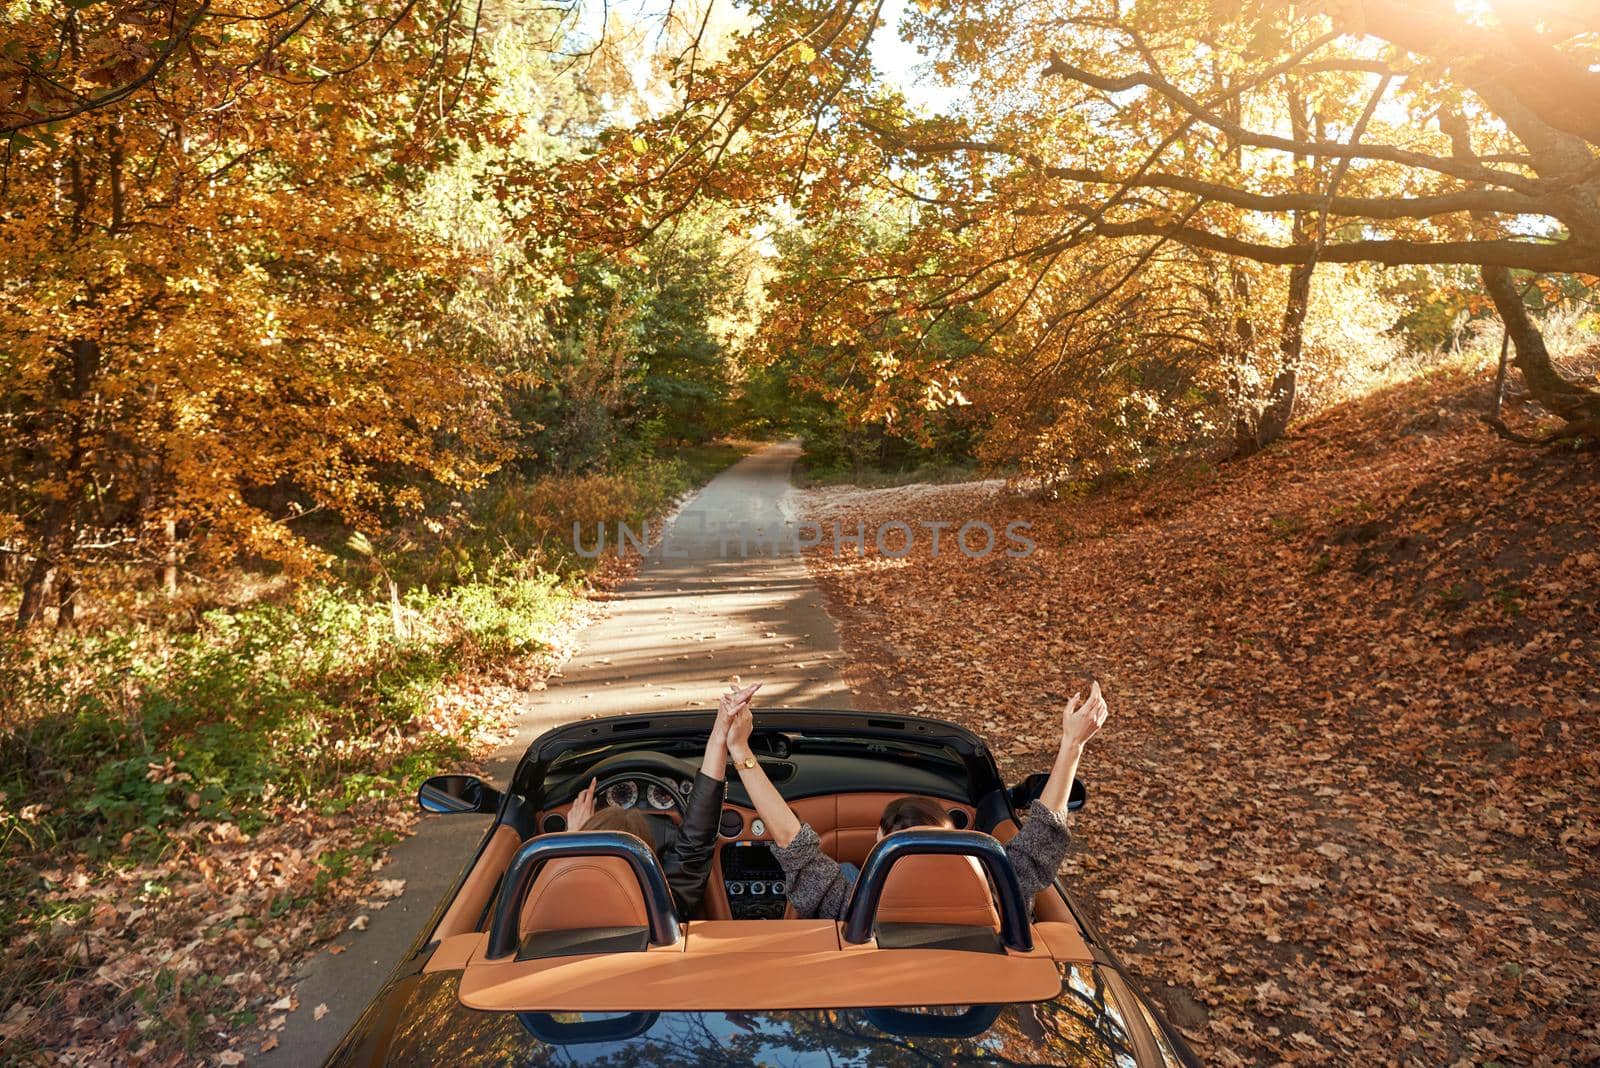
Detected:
left=724, top=681, right=1110, bottom=920
left=562, top=682, right=760, bottom=917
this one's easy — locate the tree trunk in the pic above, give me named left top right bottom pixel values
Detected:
left=1440, top=106, right=1600, bottom=442
left=161, top=514, right=179, bottom=596
left=21, top=104, right=101, bottom=629
left=1253, top=255, right=1315, bottom=451
left=1227, top=268, right=1260, bottom=456
left=388, top=578, right=405, bottom=640
left=1231, top=90, right=1318, bottom=459
left=16, top=556, right=57, bottom=630
left=57, top=569, right=79, bottom=627
left=1480, top=264, right=1600, bottom=428
left=16, top=338, right=100, bottom=629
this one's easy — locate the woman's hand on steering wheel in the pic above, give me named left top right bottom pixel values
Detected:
left=568, top=778, right=598, bottom=831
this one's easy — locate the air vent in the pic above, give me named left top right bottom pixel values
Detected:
left=718, top=809, right=744, bottom=838
left=947, top=808, right=969, bottom=829
left=541, top=812, right=567, bottom=834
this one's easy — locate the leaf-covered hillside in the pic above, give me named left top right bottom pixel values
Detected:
left=802, top=364, right=1599, bottom=1066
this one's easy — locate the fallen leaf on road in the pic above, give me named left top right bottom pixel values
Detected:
left=314, top=1003, right=329, bottom=1021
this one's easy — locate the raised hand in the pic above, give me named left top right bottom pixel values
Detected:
left=703, top=681, right=760, bottom=781
left=568, top=777, right=598, bottom=832
left=726, top=701, right=755, bottom=762
left=1061, top=681, right=1109, bottom=753
left=716, top=682, right=761, bottom=740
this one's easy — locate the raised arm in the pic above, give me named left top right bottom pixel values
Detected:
left=702, top=682, right=758, bottom=782
left=725, top=699, right=800, bottom=847
left=1004, top=681, right=1110, bottom=908
left=1039, top=680, right=1109, bottom=816
left=726, top=698, right=851, bottom=918
left=663, top=683, right=759, bottom=916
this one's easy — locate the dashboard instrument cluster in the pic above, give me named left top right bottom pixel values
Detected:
left=599, top=776, right=691, bottom=812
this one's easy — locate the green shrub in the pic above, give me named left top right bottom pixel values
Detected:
left=0, top=574, right=575, bottom=849
left=0, top=447, right=742, bottom=968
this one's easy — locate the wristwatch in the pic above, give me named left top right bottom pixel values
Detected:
left=734, top=754, right=758, bottom=770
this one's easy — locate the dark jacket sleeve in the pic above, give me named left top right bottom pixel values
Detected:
left=770, top=824, right=853, bottom=920
left=662, top=771, right=725, bottom=917
left=1004, top=800, right=1073, bottom=910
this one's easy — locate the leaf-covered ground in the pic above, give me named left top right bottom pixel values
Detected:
left=800, top=368, right=1598, bottom=1066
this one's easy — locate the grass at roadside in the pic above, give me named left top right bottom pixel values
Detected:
left=672, top=441, right=753, bottom=486
left=0, top=441, right=751, bottom=1064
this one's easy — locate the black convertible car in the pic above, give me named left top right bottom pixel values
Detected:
left=326, top=709, right=1199, bottom=1066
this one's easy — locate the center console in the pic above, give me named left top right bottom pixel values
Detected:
left=720, top=842, right=788, bottom=919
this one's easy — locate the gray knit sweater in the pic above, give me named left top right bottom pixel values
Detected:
left=770, top=800, right=1072, bottom=921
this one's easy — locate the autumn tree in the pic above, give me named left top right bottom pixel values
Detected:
left=993, top=0, right=1600, bottom=444
left=920, top=0, right=1599, bottom=446
left=873, top=0, right=1600, bottom=451
left=536, top=0, right=1599, bottom=474
left=0, top=0, right=512, bottom=626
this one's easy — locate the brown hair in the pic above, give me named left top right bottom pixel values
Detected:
left=583, top=806, right=657, bottom=855
left=879, top=797, right=954, bottom=835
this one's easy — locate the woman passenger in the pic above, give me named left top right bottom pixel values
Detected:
left=724, top=681, right=1110, bottom=920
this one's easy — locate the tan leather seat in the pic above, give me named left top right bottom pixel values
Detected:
left=874, top=854, right=999, bottom=928
left=519, top=856, right=648, bottom=937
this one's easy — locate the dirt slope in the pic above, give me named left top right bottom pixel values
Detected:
left=799, top=367, right=1598, bottom=1066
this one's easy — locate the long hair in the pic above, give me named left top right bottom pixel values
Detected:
left=583, top=806, right=658, bottom=855
left=878, top=796, right=954, bottom=835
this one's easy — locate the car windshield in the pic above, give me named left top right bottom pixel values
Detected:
left=546, top=731, right=968, bottom=775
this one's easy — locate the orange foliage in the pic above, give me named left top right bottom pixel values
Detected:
left=1, top=0, right=510, bottom=622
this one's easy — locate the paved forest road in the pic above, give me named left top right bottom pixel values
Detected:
left=260, top=440, right=852, bottom=1065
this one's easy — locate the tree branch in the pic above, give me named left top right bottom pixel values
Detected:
left=1083, top=219, right=1588, bottom=271
left=2, top=1, right=217, bottom=134
left=1041, top=51, right=1545, bottom=195
left=1358, top=0, right=1600, bottom=149
left=1037, top=166, right=1544, bottom=221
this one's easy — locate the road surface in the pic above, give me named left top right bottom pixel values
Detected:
left=259, top=440, right=851, bottom=1065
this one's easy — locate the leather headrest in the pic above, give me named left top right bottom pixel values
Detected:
left=875, top=853, right=1000, bottom=929
left=519, top=855, right=649, bottom=937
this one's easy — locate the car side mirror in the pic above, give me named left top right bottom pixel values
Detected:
left=1008, top=773, right=1086, bottom=813
left=418, top=774, right=501, bottom=815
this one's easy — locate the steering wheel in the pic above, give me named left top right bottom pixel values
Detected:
left=592, top=771, right=688, bottom=822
